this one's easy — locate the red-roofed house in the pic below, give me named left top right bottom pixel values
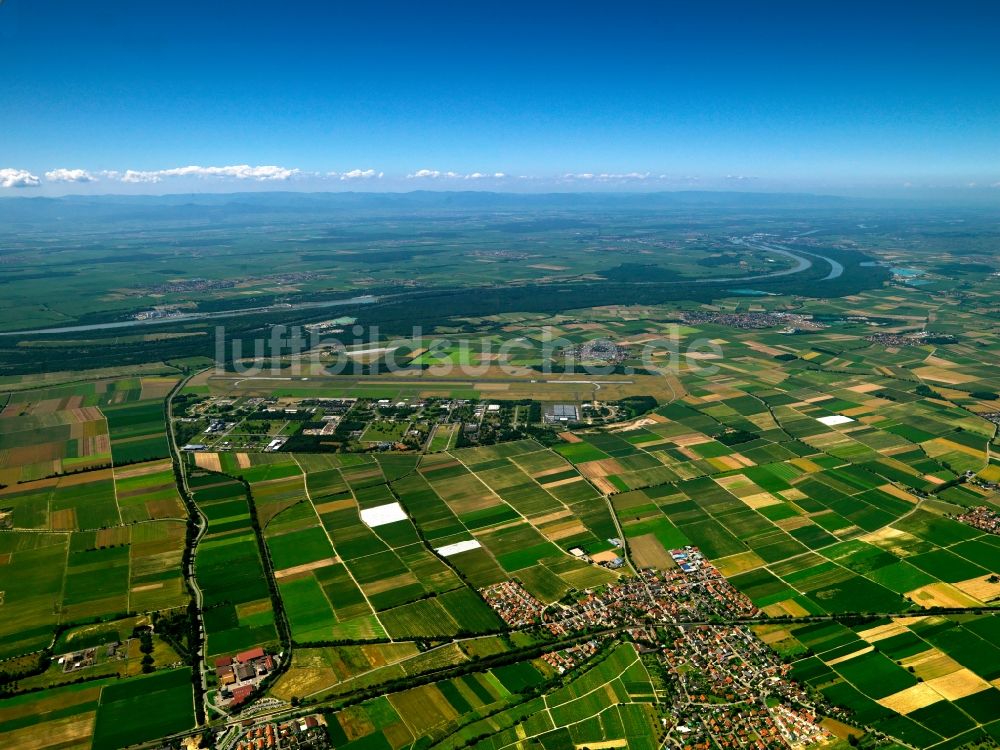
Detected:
left=230, top=684, right=254, bottom=706
left=236, top=647, right=266, bottom=664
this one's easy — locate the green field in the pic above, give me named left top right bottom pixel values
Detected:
left=3, top=201, right=1000, bottom=750
left=91, top=668, right=195, bottom=750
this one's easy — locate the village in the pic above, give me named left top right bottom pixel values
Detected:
left=482, top=548, right=764, bottom=643
left=863, top=330, right=956, bottom=347
left=955, top=505, right=1000, bottom=536
left=481, top=547, right=833, bottom=749
left=207, top=714, right=330, bottom=750
left=680, top=311, right=825, bottom=333
left=664, top=622, right=831, bottom=750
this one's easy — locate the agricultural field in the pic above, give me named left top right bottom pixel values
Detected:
left=90, top=668, right=195, bottom=750
left=0, top=376, right=176, bottom=485
left=178, top=345, right=1000, bottom=746
left=0, top=520, right=189, bottom=660
left=0, top=679, right=108, bottom=750
left=189, top=471, right=279, bottom=658
left=0, top=390, right=110, bottom=485
left=776, top=614, right=1000, bottom=749
left=2, top=206, right=1000, bottom=749
left=316, top=643, right=659, bottom=750
left=0, top=376, right=197, bottom=747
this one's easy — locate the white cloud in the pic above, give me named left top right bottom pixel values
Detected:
left=45, top=168, right=98, bottom=183
left=0, top=168, right=41, bottom=188
left=601, top=172, right=648, bottom=181
left=408, top=169, right=505, bottom=180
left=408, top=169, right=441, bottom=179
left=120, top=169, right=162, bottom=184
left=561, top=172, right=649, bottom=182
left=112, top=164, right=300, bottom=183
left=19, top=166, right=783, bottom=190
left=329, top=168, right=382, bottom=181
left=165, top=164, right=299, bottom=180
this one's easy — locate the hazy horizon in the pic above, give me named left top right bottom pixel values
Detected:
left=0, top=185, right=989, bottom=207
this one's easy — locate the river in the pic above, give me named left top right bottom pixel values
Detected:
left=0, top=295, right=378, bottom=337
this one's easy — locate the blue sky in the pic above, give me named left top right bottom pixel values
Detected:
left=2, top=0, right=999, bottom=196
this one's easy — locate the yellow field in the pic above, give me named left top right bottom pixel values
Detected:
left=388, top=684, right=459, bottom=736
left=629, top=533, right=674, bottom=570
left=714, top=551, right=766, bottom=577
left=906, top=582, right=982, bottom=608
left=878, top=683, right=942, bottom=713
left=193, top=452, right=222, bottom=472
left=0, top=712, right=96, bottom=750
left=926, top=669, right=992, bottom=700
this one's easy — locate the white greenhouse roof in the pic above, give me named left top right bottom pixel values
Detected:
left=816, top=414, right=855, bottom=426
left=435, top=540, right=482, bottom=557
left=359, top=502, right=408, bottom=527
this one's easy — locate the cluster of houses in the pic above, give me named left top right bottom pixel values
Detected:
left=479, top=581, right=547, bottom=627
left=956, top=505, right=1000, bottom=535
left=864, top=330, right=955, bottom=347
left=481, top=547, right=759, bottom=641
left=671, top=701, right=828, bottom=750
left=665, top=624, right=816, bottom=711
left=214, top=648, right=277, bottom=707
left=478, top=546, right=833, bottom=748
left=570, top=339, right=631, bottom=364
left=668, top=547, right=759, bottom=621
left=655, top=553, right=830, bottom=748
left=681, top=310, right=823, bottom=332
left=228, top=715, right=329, bottom=750
left=770, top=705, right=831, bottom=749
left=540, top=639, right=600, bottom=674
